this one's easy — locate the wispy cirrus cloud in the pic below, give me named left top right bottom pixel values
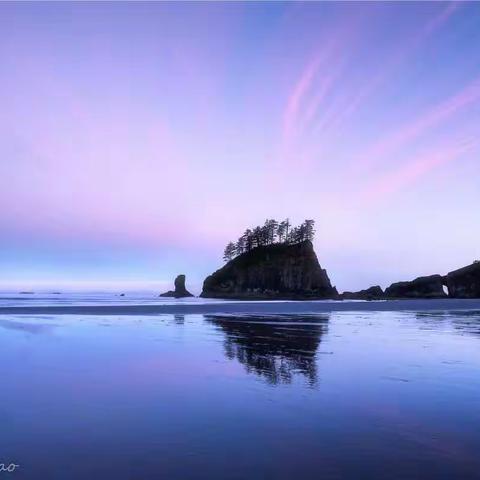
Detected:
left=355, top=76, right=480, bottom=171
left=322, top=2, right=463, bottom=135
left=361, top=134, right=479, bottom=202
left=278, top=13, right=367, bottom=171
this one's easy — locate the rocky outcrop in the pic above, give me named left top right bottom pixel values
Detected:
left=385, top=274, right=446, bottom=299
left=340, top=285, right=384, bottom=300
left=200, top=240, right=337, bottom=300
left=160, top=274, right=194, bottom=298
left=445, top=262, right=480, bottom=298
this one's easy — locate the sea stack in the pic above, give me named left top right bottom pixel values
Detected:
left=200, top=240, right=337, bottom=300
left=160, top=274, right=194, bottom=298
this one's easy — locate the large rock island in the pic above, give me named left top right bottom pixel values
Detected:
left=201, top=240, right=337, bottom=300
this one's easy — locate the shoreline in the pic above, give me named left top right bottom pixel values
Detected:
left=0, top=298, right=479, bottom=316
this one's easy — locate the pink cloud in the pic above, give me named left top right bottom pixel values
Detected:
left=282, top=54, right=325, bottom=144
left=323, top=2, right=462, bottom=134
left=362, top=135, right=479, bottom=201
left=278, top=12, right=368, bottom=172
left=356, top=76, right=480, bottom=171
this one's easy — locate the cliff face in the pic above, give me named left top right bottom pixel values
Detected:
left=201, top=241, right=337, bottom=300
left=385, top=274, right=446, bottom=299
left=445, top=262, right=480, bottom=298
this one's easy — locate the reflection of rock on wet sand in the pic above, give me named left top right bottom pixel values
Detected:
left=205, top=315, right=329, bottom=386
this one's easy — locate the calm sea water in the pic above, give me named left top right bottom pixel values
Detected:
left=0, top=291, right=224, bottom=307
left=0, top=308, right=479, bottom=479
left=0, top=292, right=348, bottom=308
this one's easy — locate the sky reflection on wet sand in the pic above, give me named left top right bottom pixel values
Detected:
left=0, top=311, right=479, bottom=479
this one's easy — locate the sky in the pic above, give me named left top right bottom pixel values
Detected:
left=0, top=1, right=479, bottom=293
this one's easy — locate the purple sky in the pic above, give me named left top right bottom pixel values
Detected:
left=1, top=2, right=479, bottom=293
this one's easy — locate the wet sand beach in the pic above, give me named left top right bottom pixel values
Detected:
left=0, top=298, right=479, bottom=316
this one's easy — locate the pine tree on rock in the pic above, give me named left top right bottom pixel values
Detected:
left=222, top=218, right=316, bottom=261
left=223, top=242, right=236, bottom=262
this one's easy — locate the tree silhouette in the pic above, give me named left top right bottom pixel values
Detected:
left=243, top=229, right=254, bottom=251
left=235, top=236, right=246, bottom=255
left=222, top=219, right=316, bottom=262
left=284, top=218, right=291, bottom=239
left=277, top=221, right=286, bottom=243
left=304, top=219, right=315, bottom=241
left=252, top=226, right=263, bottom=248
left=264, top=219, right=279, bottom=244
left=223, top=242, right=236, bottom=262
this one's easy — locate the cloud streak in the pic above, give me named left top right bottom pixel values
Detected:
left=362, top=134, right=479, bottom=202
left=322, top=2, right=463, bottom=135
left=355, top=77, right=480, bottom=171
